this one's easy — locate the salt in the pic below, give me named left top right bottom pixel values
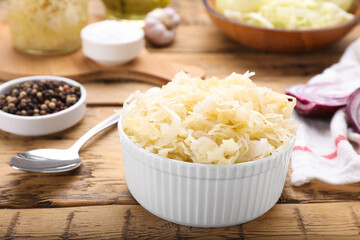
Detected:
left=82, top=20, right=143, bottom=44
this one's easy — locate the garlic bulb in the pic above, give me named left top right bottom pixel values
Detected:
left=144, top=8, right=181, bottom=47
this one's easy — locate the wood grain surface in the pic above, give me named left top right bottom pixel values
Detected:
left=0, top=22, right=205, bottom=84
left=2, top=202, right=360, bottom=239
left=1, top=0, right=360, bottom=239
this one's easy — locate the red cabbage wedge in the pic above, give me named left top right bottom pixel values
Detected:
left=286, top=82, right=356, bottom=117
left=346, top=88, right=360, bottom=134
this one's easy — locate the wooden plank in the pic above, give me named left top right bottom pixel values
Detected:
left=152, top=52, right=338, bottom=85
left=149, top=24, right=360, bottom=54
left=78, top=48, right=345, bottom=98
left=1, top=0, right=359, bottom=210
left=0, top=25, right=205, bottom=83
left=169, top=0, right=211, bottom=26
left=79, top=48, right=341, bottom=101
left=0, top=107, right=135, bottom=208
left=1, top=202, right=360, bottom=239
left=1, top=49, right=339, bottom=105
left=281, top=166, right=360, bottom=204
left=82, top=77, right=317, bottom=105
left=84, top=80, right=156, bottom=105
left=0, top=211, right=15, bottom=239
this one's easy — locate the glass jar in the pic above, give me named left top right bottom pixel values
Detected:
left=7, top=0, right=88, bottom=55
left=102, top=0, right=170, bottom=21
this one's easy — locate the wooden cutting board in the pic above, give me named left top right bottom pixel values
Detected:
left=0, top=22, right=205, bottom=85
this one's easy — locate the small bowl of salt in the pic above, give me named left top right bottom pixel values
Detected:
left=81, top=20, right=144, bottom=66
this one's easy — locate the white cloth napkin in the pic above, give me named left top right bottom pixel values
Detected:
left=291, top=38, right=360, bottom=186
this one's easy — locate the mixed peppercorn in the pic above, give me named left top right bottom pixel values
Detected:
left=0, top=80, right=81, bottom=116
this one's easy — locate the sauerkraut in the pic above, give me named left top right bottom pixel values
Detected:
left=122, top=72, right=297, bottom=165
left=8, top=0, right=88, bottom=54
left=223, top=0, right=354, bottom=30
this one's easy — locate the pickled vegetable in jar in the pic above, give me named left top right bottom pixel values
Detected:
left=8, top=0, right=88, bottom=55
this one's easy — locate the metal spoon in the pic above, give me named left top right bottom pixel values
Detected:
left=9, top=113, right=120, bottom=173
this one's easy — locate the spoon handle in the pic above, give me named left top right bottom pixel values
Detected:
left=69, top=112, right=120, bottom=153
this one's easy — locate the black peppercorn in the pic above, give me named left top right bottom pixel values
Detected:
left=0, top=80, right=81, bottom=116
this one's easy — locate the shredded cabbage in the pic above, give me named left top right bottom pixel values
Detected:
left=224, top=0, right=354, bottom=30
left=122, top=72, right=297, bottom=165
left=319, top=0, right=355, bottom=11
left=216, top=0, right=268, bottom=13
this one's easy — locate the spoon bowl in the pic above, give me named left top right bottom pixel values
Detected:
left=10, top=149, right=81, bottom=173
left=9, top=113, right=120, bottom=173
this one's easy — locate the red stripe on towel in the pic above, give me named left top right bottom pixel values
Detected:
left=322, top=151, right=337, bottom=159
left=293, top=146, right=312, bottom=152
left=335, top=135, right=347, bottom=146
left=293, top=135, right=348, bottom=160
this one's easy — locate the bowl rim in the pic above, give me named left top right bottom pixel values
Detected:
left=0, top=75, right=87, bottom=120
left=81, top=20, right=145, bottom=46
left=118, top=115, right=296, bottom=170
left=203, top=0, right=360, bottom=33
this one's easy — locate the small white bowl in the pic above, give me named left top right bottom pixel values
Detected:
left=118, top=117, right=295, bottom=227
left=81, top=20, right=144, bottom=66
left=0, top=76, right=86, bottom=136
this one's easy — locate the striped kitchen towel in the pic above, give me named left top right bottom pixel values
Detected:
left=291, top=38, right=360, bottom=186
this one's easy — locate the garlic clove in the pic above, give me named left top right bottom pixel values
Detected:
left=145, top=23, right=176, bottom=46
left=163, top=8, right=181, bottom=25
left=144, top=7, right=181, bottom=47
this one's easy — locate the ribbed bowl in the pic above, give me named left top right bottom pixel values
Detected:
left=118, top=118, right=295, bottom=227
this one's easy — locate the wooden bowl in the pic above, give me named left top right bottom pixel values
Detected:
left=204, top=0, right=360, bottom=53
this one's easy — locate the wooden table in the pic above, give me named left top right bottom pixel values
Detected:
left=1, top=0, right=360, bottom=239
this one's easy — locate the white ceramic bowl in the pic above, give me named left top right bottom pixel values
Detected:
left=118, top=117, right=295, bottom=227
left=81, top=20, right=144, bottom=66
left=0, top=76, right=86, bottom=136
